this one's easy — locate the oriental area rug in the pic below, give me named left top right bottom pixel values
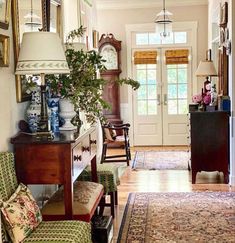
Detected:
left=117, top=192, right=235, bottom=243
left=132, top=150, right=189, bottom=170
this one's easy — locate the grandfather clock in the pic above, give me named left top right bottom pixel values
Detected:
left=99, top=33, right=122, bottom=124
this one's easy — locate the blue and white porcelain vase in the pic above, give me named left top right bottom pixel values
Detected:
left=26, top=87, right=41, bottom=133
left=48, top=97, right=60, bottom=133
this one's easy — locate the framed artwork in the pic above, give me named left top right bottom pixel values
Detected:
left=0, top=0, right=10, bottom=29
left=45, top=0, right=62, bottom=36
left=12, top=0, right=47, bottom=102
left=219, top=2, right=228, bottom=27
left=0, top=34, right=9, bottom=66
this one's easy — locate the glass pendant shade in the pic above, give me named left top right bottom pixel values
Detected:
left=154, top=0, right=173, bottom=38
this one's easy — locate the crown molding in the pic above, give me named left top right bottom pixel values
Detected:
left=97, top=0, right=208, bottom=10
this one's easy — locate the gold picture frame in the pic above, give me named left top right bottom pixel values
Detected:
left=0, top=0, right=11, bottom=29
left=219, top=2, right=228, bottom=27
left=0, top=34, right=9, bottom=66
left=12, top=0, right=47, bottom=102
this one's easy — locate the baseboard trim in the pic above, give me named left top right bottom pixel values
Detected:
left=230, top=175, right=235, bottom=186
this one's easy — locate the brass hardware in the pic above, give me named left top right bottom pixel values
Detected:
left=163, top=94, right=168, bottom=105
left=82, top=146, right=90, bottom=152
left=90, top=139, right=96, bottom=144
left=74, top=155, right=82, bottom=161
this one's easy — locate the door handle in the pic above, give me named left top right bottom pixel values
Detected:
left=164, top=94, right=168, bottom=105
left=157, top=94, right=161, bottom=105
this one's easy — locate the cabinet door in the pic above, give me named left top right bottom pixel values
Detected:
left=190, top=112, right=229, bottom=183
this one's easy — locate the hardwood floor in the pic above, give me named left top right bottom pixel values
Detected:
left=103, top=146, right=235, bottom=243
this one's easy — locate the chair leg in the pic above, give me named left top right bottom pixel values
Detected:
left=110, top=192, right=115, bottom=218
left=101, top=144, right=107, bottom=163
left=99, top=196, right=105, bottom=216
left=114, top=191, right=118, bottom=205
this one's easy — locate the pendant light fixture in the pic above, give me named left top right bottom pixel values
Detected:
left=154, top=0, right=173, bottom=38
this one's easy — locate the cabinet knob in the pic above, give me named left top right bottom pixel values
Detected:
left=82, top=146, right=90, bottom=152
left=90, top=139, right=96, bottom=144
left=74, top=155, right=82, bottom=161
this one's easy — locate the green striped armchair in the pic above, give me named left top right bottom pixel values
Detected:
left=0, top=152, right=92, bottom=243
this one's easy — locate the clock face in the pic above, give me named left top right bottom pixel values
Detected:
left=100, top=45, right=118, bottom=70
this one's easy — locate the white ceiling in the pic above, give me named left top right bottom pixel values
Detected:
left=96, top=0, right=208, bottom=10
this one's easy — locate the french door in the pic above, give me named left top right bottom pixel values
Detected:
left=133, top=48, right=191, bottom=146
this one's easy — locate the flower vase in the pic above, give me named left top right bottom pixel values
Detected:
left=26, top=87, right=41, bottom=133
left=48, top=97, right=60, bottom=133
left=59, top=98, right=77, bottom=130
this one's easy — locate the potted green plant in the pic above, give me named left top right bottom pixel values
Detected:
left=47, top=26, right=140, bottom=124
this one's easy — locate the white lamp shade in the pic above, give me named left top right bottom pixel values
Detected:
left=195, top=60, right=217, bottom=77
left=15, top=32, right=70, bottom=75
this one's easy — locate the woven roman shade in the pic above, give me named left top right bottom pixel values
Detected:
left=165, top=49, right=189, bottom=65
left=134, top=51, right=157, bottom=64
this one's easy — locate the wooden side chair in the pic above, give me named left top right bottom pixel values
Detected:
left=101, top=123, right=131, bottom=166
left=0, top=152, right=92, bottom=243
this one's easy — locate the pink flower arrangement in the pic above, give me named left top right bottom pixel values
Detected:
left=192, top=94, right=202, bottom=103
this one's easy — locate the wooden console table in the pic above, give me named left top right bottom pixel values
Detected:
left=11, top=125, right=98, bottom=219
left=190, top=111, right=229, bottom=184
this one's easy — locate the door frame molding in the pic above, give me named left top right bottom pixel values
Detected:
left=125, top=21, right=198, bottom=146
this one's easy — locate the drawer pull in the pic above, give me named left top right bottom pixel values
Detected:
left=74, top=155, right=82, bottom=161
left=90, top=139, right=96, bottom=144
left=82, top=146, right=90, bottom=152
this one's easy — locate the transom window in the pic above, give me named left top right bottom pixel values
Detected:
left=136, top=32, right=187, bottom=45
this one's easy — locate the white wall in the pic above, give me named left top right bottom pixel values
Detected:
left=208, top=0, right=235, bottom=186
left=97, top=4, right=208, bottom=103
left=0, top=20, right=28, bottom=151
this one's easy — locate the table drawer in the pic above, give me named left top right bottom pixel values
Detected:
left=72, top=142, right=86, bottom=181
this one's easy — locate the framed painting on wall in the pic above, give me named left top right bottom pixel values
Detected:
left=0, top=0, right=10, bottom=29
left=0, top=34, right=9, bottom=66
left=12, top=0, right=47, bottom=102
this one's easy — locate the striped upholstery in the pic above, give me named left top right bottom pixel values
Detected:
left=0, top=152, right=92, bottom=243
left=0, top=152, right=18, bottom=242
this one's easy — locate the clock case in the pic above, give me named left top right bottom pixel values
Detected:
left=99, top=33, right=122, bottom=124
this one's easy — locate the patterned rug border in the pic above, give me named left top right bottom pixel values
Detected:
left=117, top=192, right=235, bottom=243
left=117, top=192, right=133, bottom=243
left=131, top=150, right=189, bottom=170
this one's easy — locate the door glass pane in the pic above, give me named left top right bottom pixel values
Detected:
left=178, top=68, right=187, bottom=83
left=138, top=100, right=147, bottom=115
left=168, top=100, right=177, bottom=114
left=147, top=70, right=157, bottom=84
left=138, top=85, right=147, bottom=99
left=178, top=99, right=188, bottom=114
left=178, top=84, right=187, bottom=98
left=167, top=69, right=177, bottom=83
left=148, top=100, right=157, bottom=114
left=136, top=58, right=158, bottom=115
left=148, top=85, right=157, bottom=99
left=136, top=33, right=148, bottom=45
left=168, top=84, right=177, bottom=98
left=167, top=63, right=189, bottom=115
left=136, top=64, right=146, bottom=69
left=137, top=70, right=147, bottom=84
left=147, top=64, right=156, bottom=69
